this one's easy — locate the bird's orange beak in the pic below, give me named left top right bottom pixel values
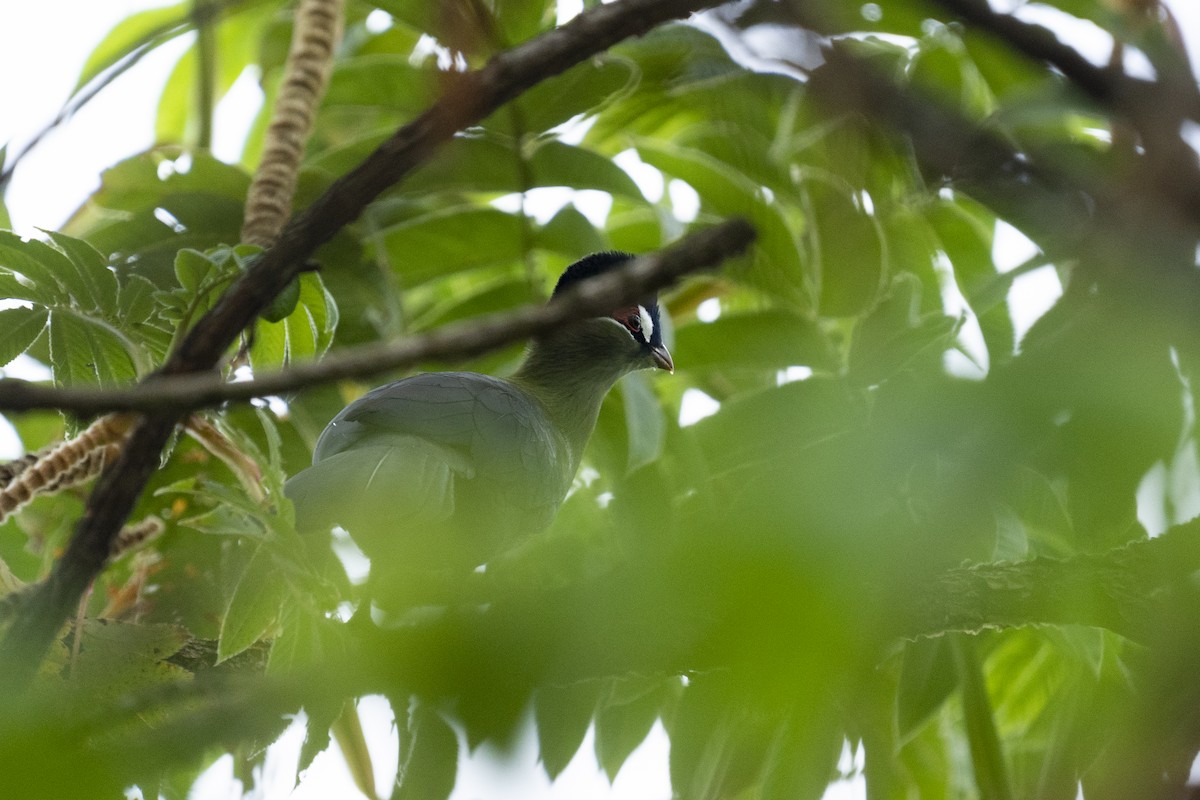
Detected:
left=651, top=344, right=674, bottom=373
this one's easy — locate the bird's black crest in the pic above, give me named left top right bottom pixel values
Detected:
left=553, top=251, right=665, bottom=348
left=551, top=251, right=637, bottom=297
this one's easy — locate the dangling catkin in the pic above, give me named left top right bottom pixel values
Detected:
left=240, top=0, right=345, bottom=247
left=0, top=415, right=134, bottom=523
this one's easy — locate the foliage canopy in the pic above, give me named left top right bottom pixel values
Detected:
left=2, top=0, right=1200, bottom=798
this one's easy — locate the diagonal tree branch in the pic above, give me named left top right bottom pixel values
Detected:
left=925, top=0, right=1200, bottom=123
left=926, top=0, right=1131, bottom=108
left=0, top=0, right=728, bottom=691
left=0, top=220, right=754, bottom=415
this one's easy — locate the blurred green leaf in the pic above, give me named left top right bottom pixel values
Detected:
left=217, top=544, right=287, bottom=663
left=897, top=637, right=960, bottom=743
left=849, top=274, right=958, bottom=386
left=375, top=207, right=526, bottom=286
left=536, top=205, right=607, bottom=255
left=68, top=619, right=191, bottom=697
left=535, top=680, right=603, bottom=780
left=400, top=137, right=643, bottom=199
left=637, top=141, right=810, bottom=309
left=675, top=309, right=833, bottom=374
left=73, top=2, right=188, bottom=94
left=0, top=231, right=73, bottom=304
left=394, top=700, right=459, bottom=800
left=594, top=678, right=668, bottom=780
left=322, top=54, right=437, bottom=114
left=619, top=372, right=666, bottom=474
left=955, top=637, right=1014, bottom=800
left=926, top=198, right=1014, bottom=366
left=807, top=182, right=886, bottom=317
left=909, top=27, right=995, bottom=120
left=493, top=0, right=552, bottom=46
left=486, top=56, right=636, bottom=136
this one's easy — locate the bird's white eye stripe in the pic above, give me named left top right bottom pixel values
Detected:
left=637, top=305, right=654, bottom=340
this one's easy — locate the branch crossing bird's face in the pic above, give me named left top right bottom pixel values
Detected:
left=552, top=251, right=674, bottom=373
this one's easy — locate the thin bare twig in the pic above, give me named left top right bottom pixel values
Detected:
left=0, top=220, right=753, bottom=415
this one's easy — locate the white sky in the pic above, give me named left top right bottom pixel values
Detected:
left=2, top=3, right=1198, bottom=800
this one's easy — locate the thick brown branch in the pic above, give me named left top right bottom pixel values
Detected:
left=0, top=220, right=753, bottom=415
left=0, top=0, right=725, bottom=691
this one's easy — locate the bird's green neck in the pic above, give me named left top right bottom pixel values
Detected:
left=510, top=322, right=636, bottom=473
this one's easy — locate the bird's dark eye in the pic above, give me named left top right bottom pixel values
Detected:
left=627, top=315, right=641, bottom=331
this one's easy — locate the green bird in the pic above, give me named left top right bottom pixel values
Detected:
left=286, top=252, right=673, bottom=605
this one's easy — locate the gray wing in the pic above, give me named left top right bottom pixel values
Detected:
left=287, top=373, right=570, bottom=565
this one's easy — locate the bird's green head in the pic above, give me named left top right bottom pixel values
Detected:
left=551, top=251, right=674, bottom=373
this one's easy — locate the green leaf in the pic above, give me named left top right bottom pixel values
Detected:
left=1001, top=467, right=1075, bottom=558
left=332, top=702, right=377, bottom=800
left=535, top=681, right=603, bottom=780
left=954, top=637, right=1014, bottom=800
left=73, top=2, right=188, bottom=94
left=849, top=274, right=959, bottom=386
left=322, top=54, right=437, bottom=115
left=262, top=277, right=301, bottom=322
left=620, top=372, right=666, bottom=474
left=0, top=231, right=72, bottom=304
left=217, top=544, right=287, bottom=663
left=528, top=140, right=643, bottom=199
left=401, top=138, right=643, bottom=199
left=154, top=7, right=271, bottom=145
left=637, top=141, right=810, bottom=309
left=46, top=310, right=138, bottom=386
left=667, top=676, right=737, bottom=800
left=536, top=205, right=607, bottom=256
left=806, top=182, right=886, bottom=317
left=156, top=41, right=196, bottom=144
left=375, top=207, right=526, bottom=286
left=927, top=199, right=1015, bottom=366
left=0, top=308, right=48, bottom=369
left=606, top=203, right=663, bottom=253
left=674, top=310, right=833, bottom=373
left=493, top=0, right=551, bottom=45
left=595, top=679, right=667, bottom=781
left=908, top=28, right=995, bottom=120
left=485, top=56, right=636, bottom=135
left=42, top=230, right=120, bottom=313
left=897, top=637, right=960, bottom=743
left=92, top=148, right=251, bottom=213
left=588, top=26, right=747, bottom=146
left=411, top=276, right=532, bottom=330
left=394, top=700, right=459, bottom=800
left=173, top=248, right=218, bottom=293
left=67, top=619, right=190, bottom=698
left=118, top=274, right=161, bottom=325
left=249, top=272, right=338, bottom=369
